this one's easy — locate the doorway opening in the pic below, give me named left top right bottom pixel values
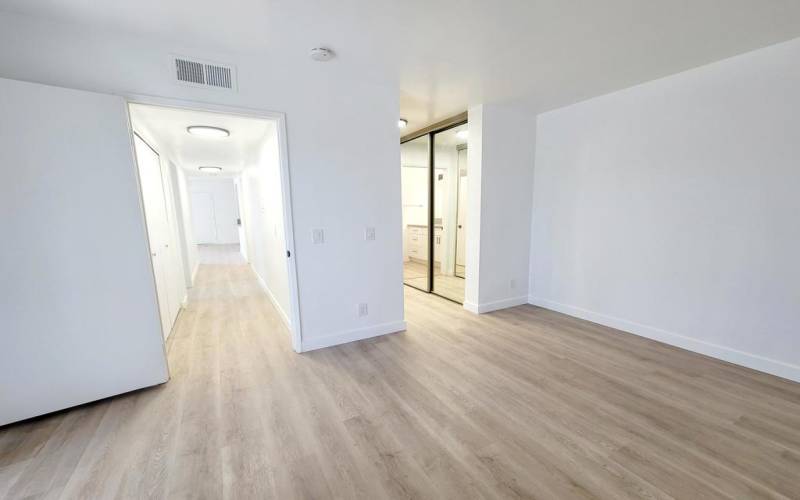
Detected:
left=127, top=101, right=302, bottom=351
left=401, top=116, right=468, bottom=304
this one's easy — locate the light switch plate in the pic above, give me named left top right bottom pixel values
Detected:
left=312, top=228, right=324, bottom=244
left=365, top=227, right=376, bottom=241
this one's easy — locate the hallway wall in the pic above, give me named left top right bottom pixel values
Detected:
left=239, top=131, right=292, bottom=327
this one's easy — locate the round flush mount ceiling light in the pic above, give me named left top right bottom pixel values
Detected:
left=198, top=166, right=223, bottom=173
left=309, top=47, right=334, bottom=62
left=456, top=129, right=469, bottom=140
left=398, top=119, right=408, bottom=129
left=187, top=125, right=230, bottom=138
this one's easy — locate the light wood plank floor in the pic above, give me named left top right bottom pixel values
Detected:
left=1, top=262, right=799, bottom=499
left=404, top=260, right=465, bottom=303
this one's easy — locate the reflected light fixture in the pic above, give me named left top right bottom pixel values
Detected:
left=398, top=118, right=408, bottom=129
left=187, top=125, right=230, bottom=138
left=198, top=166, right=223, bottom=173
left=456, top=129, right=469, bottom=140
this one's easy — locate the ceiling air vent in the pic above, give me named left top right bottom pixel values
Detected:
left=173, top=56, right=236, bottom=91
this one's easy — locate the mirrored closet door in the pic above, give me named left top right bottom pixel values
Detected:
left=400, top=116, right=467, bottom=304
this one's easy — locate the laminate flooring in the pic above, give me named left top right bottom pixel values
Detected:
left=1, top=258, right=799, bottom=499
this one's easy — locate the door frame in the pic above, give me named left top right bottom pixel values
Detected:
left=123, top=94, right=303, bottom=353
left=454, top=144, right=468, bottom=279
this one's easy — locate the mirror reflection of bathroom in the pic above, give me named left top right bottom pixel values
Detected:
left=401, top=134, right=431, bottom=292
left=400, top=118, right=467, bottom=304
left=432, top=123, right=467, bottom=303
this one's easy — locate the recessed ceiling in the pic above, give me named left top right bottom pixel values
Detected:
left=128, top=104, right=273, bottom=176
left=4, top=0, right=800, bottom=133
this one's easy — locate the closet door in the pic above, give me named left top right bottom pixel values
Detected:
left=0, top=77, right=169, bottom=426
left=133, top=135, right=176, bottom=338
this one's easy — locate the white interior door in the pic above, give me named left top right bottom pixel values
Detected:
left=455, top=148, right=468, bottom=277
left=190, top=191, right=218, bottom=243
left=0, top=77, right=168, bottom=426
left=213, top=180, right=241, bottom=244
left=133, top=135, right=177, bottom=338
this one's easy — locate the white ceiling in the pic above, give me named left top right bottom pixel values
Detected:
left=4, top=1, right=800, bottom=132
left=129, top=104, right=272, bottom=176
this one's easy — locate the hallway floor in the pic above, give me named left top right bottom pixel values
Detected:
left=1, top=261, right=799, bottom=498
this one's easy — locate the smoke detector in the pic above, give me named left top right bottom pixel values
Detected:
left=310, top=47, right=334, bottom=62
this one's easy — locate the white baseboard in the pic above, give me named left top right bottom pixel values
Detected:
left=528, top=296, right=800, bottom=383
left=463, top=301, right=480, bottom=314
left=463, top=295, right=529, bottom=314
left=190, top=262, right=199, bottom=286
left=251, top=267, right=292, bottom=331
left=301, top=321, right=407, bottom=352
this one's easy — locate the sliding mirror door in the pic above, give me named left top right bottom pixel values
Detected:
left=432, top=123, right=467, bottom=303
left=401, top=134, right=431, bottom=292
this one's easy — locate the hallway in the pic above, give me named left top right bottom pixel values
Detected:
left=2, top=262, right=800, bottom=499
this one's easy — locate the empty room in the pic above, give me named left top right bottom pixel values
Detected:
left=1, top=1, right=798, bottom=499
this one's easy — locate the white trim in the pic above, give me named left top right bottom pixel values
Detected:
left=463, top=301, right=480, bottom=314
left=191, top=262, right=200, bottom=286
left=122, top=94, right=303, bottom=354
left=274, top=112, right=303, bottom=354
left=463, top=295, right=529, bottom=314
left=301, top=321, right=407, bottom=352
left=528, top=296, right=800, bottom=383
left=252, top=265, right=292, bottom=331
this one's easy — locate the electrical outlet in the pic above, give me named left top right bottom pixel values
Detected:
left=510, top=279, right=516, bottom=290
left=365, top=227, right=376, bottom=241
left=311, top=228, right=324, bottom=244
left=358, top=303, right=368, bottom=317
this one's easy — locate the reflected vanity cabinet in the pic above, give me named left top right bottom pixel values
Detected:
left=406, top=225, right=442, bottom=262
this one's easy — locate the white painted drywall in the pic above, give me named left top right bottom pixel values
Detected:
left=239, top=131, right=292, bottom=326
left=0, top=11, right=404, bottom=350
left=465, top=104, right=536, bottom=313
left=0, top=77, right=169, bottom=426
left=530, top=38, right=800, bottom=381
left=171, top=163, right=199, bottom=287
left=188, top=177, right=240, bottom=245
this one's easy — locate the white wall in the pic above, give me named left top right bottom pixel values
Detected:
left=0, top=11, right=404, bottom=351
left=0, top=77, right=168, bottom=426
left=172, top=164, right=199, bottom=286
left=465, top=104, right=536, bottom=313
left=239, top=131, right=292, bottom=326
left=530, top=38, right=800, bottom=382
left=188, top=177, right=240, bottom=245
